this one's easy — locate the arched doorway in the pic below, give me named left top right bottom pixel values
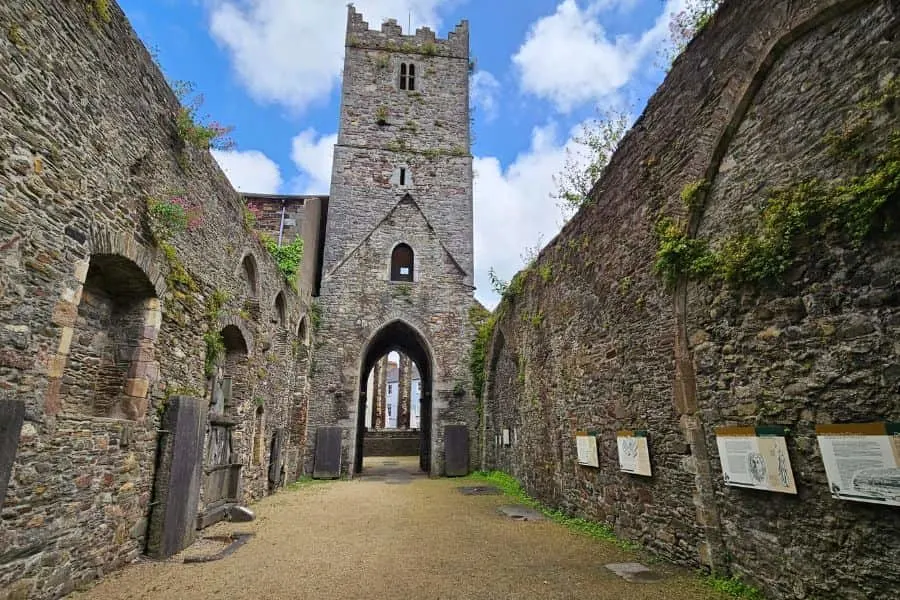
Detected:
left=355, top=320, right=433, bottom=474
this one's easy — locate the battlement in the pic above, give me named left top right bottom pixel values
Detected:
left=346, top=5, right=468, bottom=60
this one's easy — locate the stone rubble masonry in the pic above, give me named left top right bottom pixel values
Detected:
left=482, top=1, right=900, bottom=599
left=307, top=6, right=477, bottom=477
left=0, top=1, right=312, bottom=598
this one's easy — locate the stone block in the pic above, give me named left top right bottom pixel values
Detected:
left=44, top=378, right=63, bottom=416
left=124, top=378, right=149, bottom=399
left=51, top=300, right=78, bottom=327
left=46, top=354, right=67, bottom=378
left=73, top=259, right=90, bottom=283
left=57, top=327, right=74, bottom=355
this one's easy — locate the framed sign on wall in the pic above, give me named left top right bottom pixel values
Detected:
left=575, top=431, right=599, bottom=468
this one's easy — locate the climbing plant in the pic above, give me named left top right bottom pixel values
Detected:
left=259, top=234, right=304, bottom=290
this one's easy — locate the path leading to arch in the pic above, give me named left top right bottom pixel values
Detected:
left=72, top=462, right=731, bottom=600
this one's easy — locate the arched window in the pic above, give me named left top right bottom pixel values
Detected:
left=298, top=316, right=309, bottom=346
left=390, top=244, right=414, bottom=282
left=242, top=255, right=257, bottom=297
left=252, top=405, right=264, bottom=465
left=399, top=63, right=416, bottom=91
left=274, top=292, right=286, bottom=327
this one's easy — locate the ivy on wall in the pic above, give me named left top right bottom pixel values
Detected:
left=654, top=83, right=900, bottom=290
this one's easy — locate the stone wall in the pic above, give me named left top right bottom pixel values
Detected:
left=481, top=1, right=900, bottom=598
left=307, top=7, right=477, bottom=477
left=0, top=1, right=312, bottom=597
left=364, top=429, right=421, bottom=457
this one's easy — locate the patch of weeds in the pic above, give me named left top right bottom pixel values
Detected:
left=680, top=179, right=708, bottom=212
left=376, top=105, right=389, bottom=126
left=172, top=80, right=235, bottom=151
left=537, top=264, right=552, bottom=283
left=7, top=25, right=25, bottom=50
left=146, top=195, right=202, bottom=241
left=77, top=0, right=111, bottom=27
left=203, top=331, right=225, bottom=377
left=159, top=241, right=199, bottom=304
left=241, top=199, right=257, bottom=231
left=702, top=575, right=764, bottom=599
left=374, top=53, right=390, bottom=69
left=652, top=216, right=718, bottom=288
left=468, top=304, right=495, bottom=404
left=259, top=233, right=304, bottom=290
left=286, top=477, right=332, bottom=490
left=205, top=288, right=230, bottom=323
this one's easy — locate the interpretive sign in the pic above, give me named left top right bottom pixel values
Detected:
left=715, top=426, right=796, bottom=494
left=575, top=431, right=599, bottom=468
left=617, top=430, right=651, bottom=476
left=816, top=422, right=900, bottom=507
left=502, top=429, right=510, bottom=447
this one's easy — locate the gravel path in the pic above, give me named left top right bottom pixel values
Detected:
left=71, top=458, right=730, bottom=600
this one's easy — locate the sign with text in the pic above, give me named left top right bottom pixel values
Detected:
left=575, top=431, right=599, bottom=468
left=715, top=426, right=796, bottom=494
left=617, top=430, right=652, bottom=476
left=816, top=422, right=900, bottom=507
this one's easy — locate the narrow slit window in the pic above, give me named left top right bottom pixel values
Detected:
left=408, top=64, right=416, bottom=91
left=399, top=167, right=406, bottom=186
left=399, top=63, right=408, bottom=90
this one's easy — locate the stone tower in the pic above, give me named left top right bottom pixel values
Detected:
left=307, top=6, right=477, bottom=476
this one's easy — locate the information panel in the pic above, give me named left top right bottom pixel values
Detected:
left=617, top=430, right=652, bottom=476
left=715, top=426, right=796, bottom=494
left=816, top=422, right=900, bottom=507
left=575, top=431, right=599, bottom=468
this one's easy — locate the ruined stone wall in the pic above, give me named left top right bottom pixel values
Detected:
left=0, top=1, right=312, bottom=597
left=482, top=1, right=900, bottom=598
left=308, top=7, right=477, bottom=476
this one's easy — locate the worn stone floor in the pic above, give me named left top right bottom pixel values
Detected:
left=70, top=457, right=730, bottom=600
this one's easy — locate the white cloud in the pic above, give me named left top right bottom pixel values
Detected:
left=473, top=124, right=578, bottom=308
left=209, top=0, right=451, bottom=112
left=289, top=129, right=337, bottom=195
left=512, top=0, right=687, bottom=112
left=470, top=70, right=501, bottom=122
left=212, top=149, right=283, bottom=194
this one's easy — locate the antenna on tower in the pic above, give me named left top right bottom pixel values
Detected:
left=408, top=12, right=411, bottom=33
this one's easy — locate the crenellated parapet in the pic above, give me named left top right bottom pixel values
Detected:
left=345, top=5, right=468, bottom=60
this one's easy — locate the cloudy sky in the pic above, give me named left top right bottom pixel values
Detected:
left=120, top=0, right=688, bottom=307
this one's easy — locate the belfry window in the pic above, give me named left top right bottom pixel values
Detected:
left=399, top=63, right=416, bottom=91
left=390, top=244, right=414, bottom=282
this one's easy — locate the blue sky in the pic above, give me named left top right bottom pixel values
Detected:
left=119, top=0, right=688, bottom=307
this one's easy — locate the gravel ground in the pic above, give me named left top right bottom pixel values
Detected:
left=70, top=458, right=730, bottom=600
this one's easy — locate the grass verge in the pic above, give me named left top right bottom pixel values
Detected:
left=468, top=470, right=765, bottom=598
left=466, top=470, right=639, bottom=550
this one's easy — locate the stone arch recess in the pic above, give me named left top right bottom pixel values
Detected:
left=89, top=226, right=167, bottom=299
left=669, top=0, right=876, bottom=574
left=353, top=318, right=437, bottom=475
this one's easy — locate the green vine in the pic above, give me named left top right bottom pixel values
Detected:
left=468, top=305, right=496, bottom=405
left=260, top=234, right=304, bottom=290
left=655, top=108, right=900, bottom=289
